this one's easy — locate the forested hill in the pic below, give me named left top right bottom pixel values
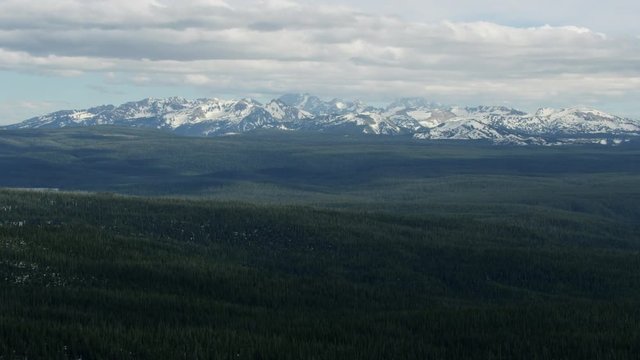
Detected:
left=1, top=189, right=640, bottom=359
left=2, top=126, right=640, bottom=358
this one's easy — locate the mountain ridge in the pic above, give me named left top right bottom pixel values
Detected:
left=4, top=94, right=639, bottom=145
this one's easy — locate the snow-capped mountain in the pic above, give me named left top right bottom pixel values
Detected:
left=278, top=94, right=372, bottom=116
left=4, top=94, right=639, bottom=145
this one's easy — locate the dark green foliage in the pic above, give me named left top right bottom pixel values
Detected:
left=1, top=127, right=640, bottom=358
left=0, top=189, right=639, bottom=359
left=1, top=127, right=640, bottom=200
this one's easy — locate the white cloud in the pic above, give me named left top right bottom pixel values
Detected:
left=0, top=0, right=639, bottom=114
left=0, top=49, right=115, bottom=72
left=184, top=74, right=211, bottom=85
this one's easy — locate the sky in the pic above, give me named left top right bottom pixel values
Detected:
left=1, top=0, right=639, bottom=125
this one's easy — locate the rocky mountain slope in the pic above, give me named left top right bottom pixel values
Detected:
left=5, top=94, right=639, bottom=145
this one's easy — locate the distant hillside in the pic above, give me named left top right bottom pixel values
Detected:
left=1, top=127, right=640, bottom=217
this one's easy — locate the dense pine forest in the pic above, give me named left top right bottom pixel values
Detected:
left=1, top=127, right=640, bottom=359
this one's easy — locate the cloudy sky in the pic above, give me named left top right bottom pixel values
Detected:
left=1, top=0, right=639, bottom=124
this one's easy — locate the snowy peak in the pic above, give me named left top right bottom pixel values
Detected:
left=526, top=107, right=639, bottom=135
left=110, top=97, right=193, bottom=120
left=387, top=97, right=440, bottom=112
left=279, top=93, right=374, bottom=115
left=535, top=107, right=557, bottom=117
left=536, top=107, right=615, bottom=118
left=278, top=93, right=328, bottom=114
left=264, top=99, right=312, bottom=122
left=464, top=106, right=527, bottom=116
left=5, top=94, right=639, bottom=145
left=163, top=98, right=271, bottom=130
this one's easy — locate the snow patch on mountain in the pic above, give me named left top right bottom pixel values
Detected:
left=5, top=94, right=639, bottom=145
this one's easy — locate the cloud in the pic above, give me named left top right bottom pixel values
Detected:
left=313, top=0, right=640, bottom=35
left=0, top=0, right=639, bottom=113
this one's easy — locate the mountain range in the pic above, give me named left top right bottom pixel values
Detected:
left=4, top=94, right=639, bottom=145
